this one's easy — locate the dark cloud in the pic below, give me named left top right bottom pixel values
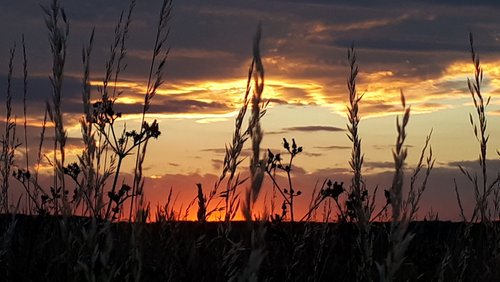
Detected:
left=312, top=167, right=351, bottom=176
left=202, top=147, right=286, bottom=158
left=446, top=159, right=500, bottom=171
left=0, top=74, right=232, bottom=124
left=1, top=0, right=498, bottom=109
left=267, top=125, right=346, bottom=135
left=284, top=125, right=345, bottom=132
left=116, top=99, right=231, bottom=115
left=272, top=0, right=500, bottom=7
left=267, top=98, right=289, bottom=105
left=0, top=75, right=83, bottom=118
left=302, top=152, right=322, bottom=157
left=266, top=130, right=287, bottom=135
left=364, top=161, right=395, bottom=170
left=359, top=102, right=401, bottom=116
left=415, top=0, right=500, bottom=7
left=2, top=0, right=497, bottom=86
left=201, top=148, right=226, bottom=155
left=211, top=159, right=223, bottom=170
left=314, top=145, right=351, bottom=150
left=273, top=86, right=314, bottom=101
left=417, top=102, right=449, bottom=110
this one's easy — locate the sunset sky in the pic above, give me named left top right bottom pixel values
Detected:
left=2, top=0, right=500, bottom=220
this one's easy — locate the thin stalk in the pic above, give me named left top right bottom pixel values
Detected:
left=130, top=0, right=172, bottom=221
left=1, top=44, right=16, bottom=213
left=22, top=35, right=31, bottom=214
left=468, top=33, right=489, bottom=222
left=34, top=109, right=48, bottom=212
left=287, top=154, right=295, bottom=222
left=105, top=155, right=124, bottom=219
left=243, top=24, right=266, bottom=222
left=43, top=0, right=69, bottom=214
left=81, top=28, right=96, bottom=216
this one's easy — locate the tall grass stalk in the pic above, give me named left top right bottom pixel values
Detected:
left=243, top=24, right=266, bottom=222
left=0, top=44, right=17, bottom=213
left=202, top=76, right=249, bottom=222
left=378, top=92, right=433, bottom=281
left=346, top=45, right=373, bottom=280
left=42, top=0, right=69, bottom=215
left=203, top=49, right=254, bottom=223
left=33, top=109, right=48, bottom=213
left=92, top=2, right=129, bottom=219
left=83, top=0, right=135, bottom=219
left=12, top=37, right=43, bottom=214
left=389, top=92, right=410, bottom=223
left=94, top=6, right=126, bottom=217
left=468, top=33, right=489, bottom=223
left=130, top=0, right=172, bottom=221
left=88, top=0, right=164, bottom=221
left=456, top=33, right=500, bottom=223
left=78, top=29, right=97, bottom=216
left=449, top=32, right=500, bottom=280
left=403, top=130, right=434, bottom=221
left=99, top=0, right=136, bottom=216
left=377, top=91, right=412, bottom=282
left=21, top=36, right=31, bottom=214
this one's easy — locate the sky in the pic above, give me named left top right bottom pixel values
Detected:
left=2, top=0, right=500, bottom=221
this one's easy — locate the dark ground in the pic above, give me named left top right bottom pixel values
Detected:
left=0, top=214, right=498, bottom=281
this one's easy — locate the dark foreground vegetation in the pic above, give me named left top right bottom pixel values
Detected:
left=1, top=215, right=500, bottom=281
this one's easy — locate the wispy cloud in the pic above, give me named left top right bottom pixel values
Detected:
left=129, top=48, right=235, bottom=61
left=284, top=125, right=346, bottom=132
left=314, top=145, right=351, bottom=150
left=268, top=125, right=345, bottom=135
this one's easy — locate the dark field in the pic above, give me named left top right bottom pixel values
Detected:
left=1, top=214, right=499, bottom=281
